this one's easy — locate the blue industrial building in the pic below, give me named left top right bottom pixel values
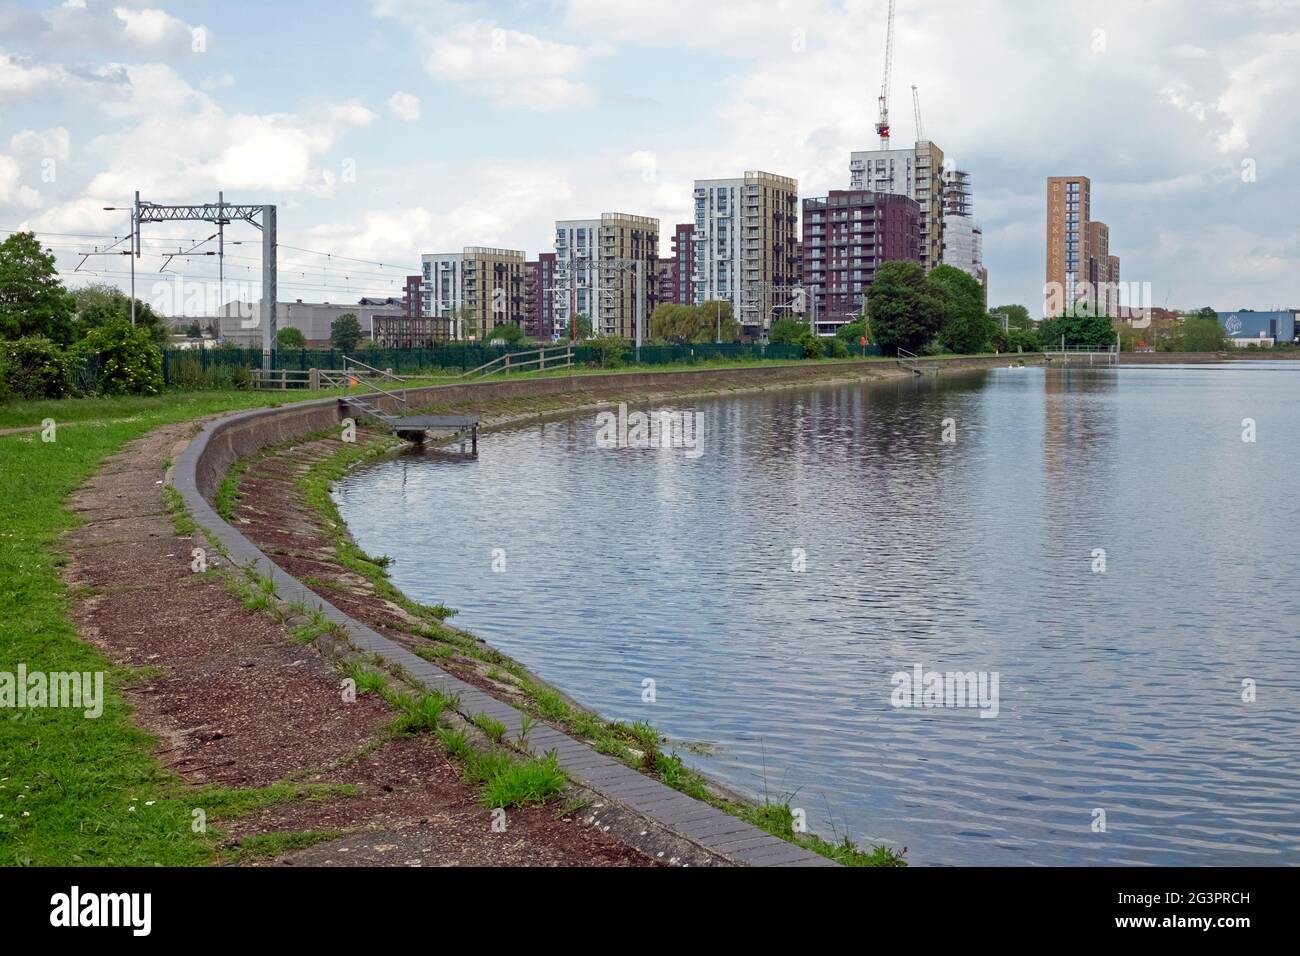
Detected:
left=1217, top=310, right=1298, bottom=345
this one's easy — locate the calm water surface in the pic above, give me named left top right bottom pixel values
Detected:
left=334, top=363, right=1300, bottom=865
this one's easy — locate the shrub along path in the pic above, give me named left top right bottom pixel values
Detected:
left=55, top=420, right=653, bottom=866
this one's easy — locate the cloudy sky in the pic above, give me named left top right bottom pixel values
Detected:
left=0, top=0, right=1296, bottom=313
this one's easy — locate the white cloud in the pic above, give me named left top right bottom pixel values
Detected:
left=21, top=2, right=207, bottom=55
left=10, top=127, right=71, bottom=162
left=0, top=155, right=42, bottom=210
left=0, top=50, right=66, bottom=102
left=388, top=90, right=421, bottom=121
left=201, top=71, right=234, bottom=91
left=421, top=22, right=601, bottom=111
left=112, top=7, right=194, bottom=48
left=28, top=65, right=375, bottom=231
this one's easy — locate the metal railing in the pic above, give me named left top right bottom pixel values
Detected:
left=341, top=355, right=406, bottom=382
left=459, top=345, right=574, bottom=379
left=1043, top=344, right=1118, bottom=366
left=319, top=355, right=410, bottom=421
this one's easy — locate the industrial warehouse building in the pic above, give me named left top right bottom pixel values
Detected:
left=216, top=300, right=404, bottom=348
left=1217, top=310, right=1299, bottom=347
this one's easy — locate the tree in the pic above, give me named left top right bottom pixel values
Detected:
left=452, top=304, right=478, bottom=340
left=185, top=321, right=203, bottom=338
left=835, top=318, right=868, bottom=345
left=277, top=326, right=306, bottom=349
left=931, top=264, right=996, bottom=354
left=78, top=320, right=163, bottom=396
left=993, top=326, right=1041, bottom=353
left=330, top=313, right=362, bottom=351
left=1038, top=303, right=1116, bottom=349
left=1180, top=316, right=1230, bottom=352
left=866, top=260, right=948, bottom=353
left=71, top=283, right=167, bottom=347
left=570, top=313, right=593, bottom=340
left=488, top=321, right=526, bottom=346
left=0, top=231, right=76, bottom=345
left=990, top=304, right=1032, bottom=329
left=651, top=301, right=740, bottom=343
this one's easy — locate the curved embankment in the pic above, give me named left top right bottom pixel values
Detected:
left=173, top=357, right=1022, bottom=866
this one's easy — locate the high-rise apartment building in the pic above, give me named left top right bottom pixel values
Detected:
left=553, top=213, right=659, bottom=340
left=421, top=247, right=526, bottom=341
left=524, top=253, right=558, bottom=340
left=403, top=275, right=423, bottom=319
left=801, top=190, right=922, bottom=336
left=849, top=140, right=945, bottom=271
left=655, top=258, right=676, bottom=307
left=669, top=223, right=695, bottom=305
left=693, top=170, right=800, bottom=338
left=1045, top=176, right=1121, bottom=318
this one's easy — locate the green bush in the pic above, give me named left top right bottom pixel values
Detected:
left=0, top=336, right=77, bottom=399
left=995, top=328, right=1040, bottom=353
left=166, top=353, right=251, bottom=390
left=770, top=317, right=822, bottom=358
left=587, top=334, right=626, bottom=368
left=277, top=326, right=306, bottom=349
left=77, top=321, right=163, bottom=396
left=825, top=337, right=850, bottom=358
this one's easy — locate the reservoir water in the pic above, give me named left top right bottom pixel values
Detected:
left=334, top=364, right=1300, bottom=865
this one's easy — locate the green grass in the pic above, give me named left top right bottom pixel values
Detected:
left=463, top=749, right=567, bottom=809
left=188, top=782, right=358, bottom=820
left=0, top=388, right=368, bottom=865
left=341, top=660, right=387, bottom=696
left=435, top=725, right=473, bottom=762
left=296, top=437, right=457, bottom=627
left=215, top=457, right=250, bottom=521
left=289, top=609, right=333, bottom=645
left=472, top=713, right=507, bottom=744
left=223, top=828, right=344, bottom=863
left=388, top=692, right=448, bottom=736
left=0, top=388, right=354, bottom=430
left=162, top=486, right=198, bottom=537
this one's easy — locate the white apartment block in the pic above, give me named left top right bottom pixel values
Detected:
left=692, top=170, right=800, bottom=335
left=553, top=214, right=659, bottom=339
left=421, top=252, right=465, bottom=339
left=552, top=219, right=599, bottom=336
left=849, top=141, right=945, bottom=271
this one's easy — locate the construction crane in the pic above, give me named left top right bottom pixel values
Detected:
left=912, top=84, right=924, bottom=142
left=875, top=0, right=896, bottom=150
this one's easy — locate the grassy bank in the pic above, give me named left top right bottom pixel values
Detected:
left=0, top=389, right=386, bottom=865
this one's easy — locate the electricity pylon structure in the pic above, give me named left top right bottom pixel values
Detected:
left=133, top=193, right=278, bottom=372
left=555, top=255, right=648, bottom=347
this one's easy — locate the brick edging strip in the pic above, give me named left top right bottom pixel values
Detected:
left=172, top=377, right=837, bottom=867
